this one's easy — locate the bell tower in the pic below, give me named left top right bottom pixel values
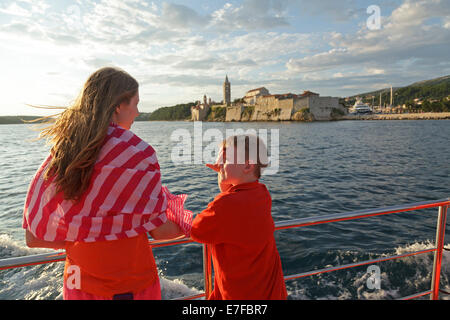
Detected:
left=223, top=75, right=231, bottom=106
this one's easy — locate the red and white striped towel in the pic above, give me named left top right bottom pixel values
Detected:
left=22, top=123, right=193, bottom=242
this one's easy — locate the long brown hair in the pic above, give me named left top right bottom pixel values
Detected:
left=37, top=67, right=138, bottom=201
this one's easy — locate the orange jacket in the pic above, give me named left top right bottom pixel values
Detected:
left=191, top=181, right=287, bottom=300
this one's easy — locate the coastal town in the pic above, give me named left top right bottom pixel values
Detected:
left=191, top=76, right=346, bottom=122
left=190, top=75, right=450, bottom=122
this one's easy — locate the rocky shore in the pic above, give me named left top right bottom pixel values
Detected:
left=341, top=112, right=450, bottom=120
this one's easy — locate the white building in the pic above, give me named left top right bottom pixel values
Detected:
left=243, top=87, right=270, bottom=105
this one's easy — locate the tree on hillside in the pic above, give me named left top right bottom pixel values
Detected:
left=148, top=102, right=195, bottom=121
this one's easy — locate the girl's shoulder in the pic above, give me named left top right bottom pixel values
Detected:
left=96, top=125, right=158, bottom=169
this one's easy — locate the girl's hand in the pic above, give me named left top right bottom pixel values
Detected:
left=25, top=229, right=66, bottom=250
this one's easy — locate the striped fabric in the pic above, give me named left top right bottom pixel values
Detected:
left=22, top=123, right=193, bottom=242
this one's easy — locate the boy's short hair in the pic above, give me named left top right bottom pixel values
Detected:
left=221, top=134, right=269, bottom=179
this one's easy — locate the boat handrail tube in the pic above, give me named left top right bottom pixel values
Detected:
left=203, top=244, right=213, bottom=298
left=274, top=198, right=450, bottom=231
left=283, top=248, right=437, bottom=281
left=430, top=205, right=448, bottom=300
left=399, top=290, right=433, bottom=300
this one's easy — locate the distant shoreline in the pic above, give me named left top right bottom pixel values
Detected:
left=0, top=116, right=153, bottom=125
left=341, top=112, right=450, bottom=120
left=2, top=113, right=450, bottom=125
left=0, top=116, right=45, bottom=125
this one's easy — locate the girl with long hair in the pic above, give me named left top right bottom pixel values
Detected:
left=23, top=67, right=192, bottom=300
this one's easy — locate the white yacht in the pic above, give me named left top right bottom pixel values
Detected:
left=350, top=97, right=372, bottom=114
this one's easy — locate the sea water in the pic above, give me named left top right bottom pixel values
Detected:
left=0, top=120, right=449, bottom=300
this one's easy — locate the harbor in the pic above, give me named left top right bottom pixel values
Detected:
left=342, top=112, right=450, bottom=120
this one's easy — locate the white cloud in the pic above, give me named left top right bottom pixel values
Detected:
left=285, top=0, right=450, bottom=78
left=208, top=0, right=290, bottom=31
left=295, top=0, right=362, bottom=22
left=366, top=68, right=386, bottom=75
left=445, top=19, right=450, bottom=29
left=160, top=2, right=208, bottom=30
left=0, top=2, right=31, bottom=17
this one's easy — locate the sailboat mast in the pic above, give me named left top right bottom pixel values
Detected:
left=390, top=86, right=393, bottom=107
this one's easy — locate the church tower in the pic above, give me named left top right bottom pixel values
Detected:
left=223, top=75, right=231, bottom=106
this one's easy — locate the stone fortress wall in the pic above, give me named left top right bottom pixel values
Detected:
left=192, top=77, right=347, bottom=121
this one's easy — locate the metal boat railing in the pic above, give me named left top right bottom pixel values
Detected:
left=0, top=198, right=448, bottom=300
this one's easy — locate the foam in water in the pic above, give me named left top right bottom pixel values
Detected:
left=354, top=241, right=450, bottom=300
left=160, top=277, right=201, bottom=300
left=286, top=240, right=450, bottom=300
left=0, top=234, right=51, bottom=257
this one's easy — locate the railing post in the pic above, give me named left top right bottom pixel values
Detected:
left=430, top=205, right=447, bottom=300
left=203, top=244, right=213, bottom=299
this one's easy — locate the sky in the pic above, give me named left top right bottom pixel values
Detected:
left=0, top=0, right=449, bottom=116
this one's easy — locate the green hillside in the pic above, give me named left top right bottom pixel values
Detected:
left=135, top=112, right=152, bottom=121
left=0, top=116, right=45, bottom=124
left=147, top=102, right=195, bottom=121
left=346, top=75, right=450, bottom=108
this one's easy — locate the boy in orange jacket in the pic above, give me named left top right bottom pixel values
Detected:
left=190, top=134, right=287, bottom=300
